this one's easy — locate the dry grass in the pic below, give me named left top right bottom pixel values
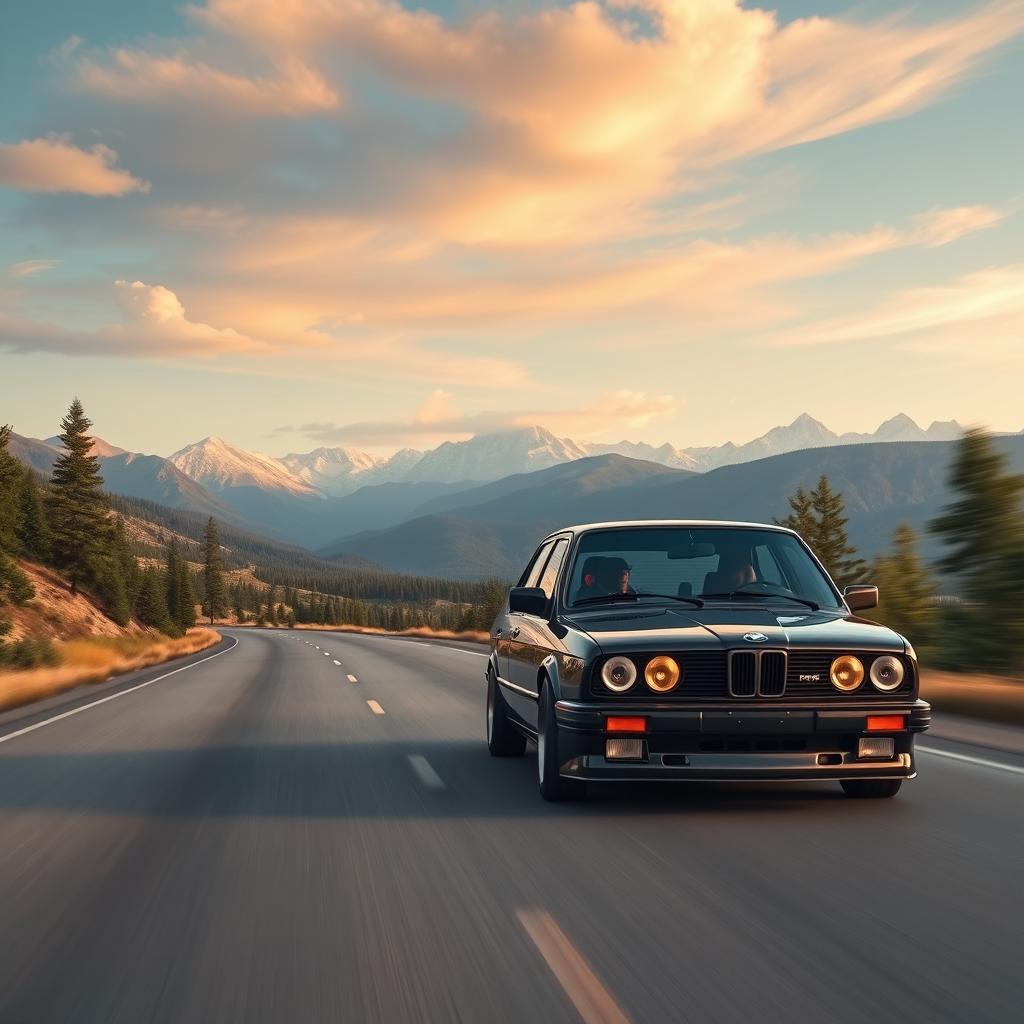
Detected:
left=0, top=628, right=221, bottom=713
left=920, top=670, right=1024, bottom=727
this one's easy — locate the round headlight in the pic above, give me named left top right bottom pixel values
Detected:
left=870, top=655, right=905, bottom=692
left=601, top=656, right=637, bottom=693
left=830, top=655, right=865, bottom=692
left=644, top=655, right=681, bottom=693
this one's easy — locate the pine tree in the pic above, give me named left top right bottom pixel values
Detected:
left=872, top=525, right=937, bottom=644
left=17, top=469, right=51, bottom=562
left=49, top=399, right=110, bottom=594
left=0, top=424, right=26, bottom=554
left=203, top=517, right=227, bottom=624
left=809, top=475, right=866, bottom=587
left=177, top=562, right=196, bottom=630
left=135, top=565, right=172, bottom=632
left=776, top=485, right=817, bottom=547
left=165, top=537, right=184, bottom=635
left=929, top=429, right=1024, bottom=671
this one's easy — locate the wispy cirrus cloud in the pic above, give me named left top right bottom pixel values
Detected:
left=0, top=135, right=148, bottom=195
left=765, top=264, right=1024, bottom=348
left=287, top=389, right=677, bottom=445
left=7, top=259, right=60, bottom=278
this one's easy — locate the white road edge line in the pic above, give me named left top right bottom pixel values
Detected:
left=428, top=645, right=489, bottom=658
left=516, top=908, right=631, bottom=1024
left=0, top=636, right=240, bottom=747
left=366, top=699, right=385, bottom=715
left=407, top=754, right=445, bottom=790
left=333, top=660, right=342, bottom=666
left=917, top=745, right=1024, bottom=777
left=347, top=674, right=358, bottom=683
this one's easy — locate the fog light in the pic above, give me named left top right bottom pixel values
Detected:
left=606, top=738, right=645, bottom=761
left=858, top=737, right=895, bottom=759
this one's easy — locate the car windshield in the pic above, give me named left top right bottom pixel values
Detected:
left=565, top=526, right=843, bottom=610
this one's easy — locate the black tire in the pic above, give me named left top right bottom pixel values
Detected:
left=487, top=668, right=526, bottom=757
left=840, top=779, right=903, bottom=799
left=537, top=680, right=587, bottom=802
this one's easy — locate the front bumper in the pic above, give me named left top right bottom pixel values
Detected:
left=554, top=698, right=930, bottom=782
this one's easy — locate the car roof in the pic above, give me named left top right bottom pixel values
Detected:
left=541, top=520, right=799, bottom=542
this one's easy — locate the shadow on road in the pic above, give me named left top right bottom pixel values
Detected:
left=0, top=738, right=866, bottom=820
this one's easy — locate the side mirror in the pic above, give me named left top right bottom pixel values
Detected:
left=843, top=584, right=878, bottom=612
left=508, top=586, right=550, bottom=617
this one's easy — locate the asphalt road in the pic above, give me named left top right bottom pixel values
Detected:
left=0, top=628, right=1021, bottom=1023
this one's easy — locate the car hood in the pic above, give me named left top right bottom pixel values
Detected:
left=562, top=605, right=905, bottom=653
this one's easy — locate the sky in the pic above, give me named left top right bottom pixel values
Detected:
left=1, top=0, right=1022, bottom=458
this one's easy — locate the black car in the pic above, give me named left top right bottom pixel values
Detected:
left=486, top=520, right=931, bottom=801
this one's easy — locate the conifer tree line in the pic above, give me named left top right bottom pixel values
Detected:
left=1, top=399, right=506, bottom=642
left=777, top=429, right=1024, bottom=674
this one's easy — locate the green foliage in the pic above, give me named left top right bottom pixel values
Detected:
left=778, top=475, right=866, bottom=588
left=202, top=517, right=228, bottom=624
left=929, top=428, right=1024, bottom=673
left=48, top=399, right=110, bottom=594
left=0, top=635, right=59, bottom=669
left=134, top=565, right=173, bottom=633
left=0, top=549, right=34, bottom=606
left=164, top=537, right=196, bottom=634
left=0, top=424, right=26, bottom=553
left=17, top=469, right=51, bottom=562
left=871, top=525, right=936, bottom=644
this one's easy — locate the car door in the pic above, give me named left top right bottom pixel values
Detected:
left=506, top=536, right=570, bottom=730
left=497, top=540, right=553, bottom=688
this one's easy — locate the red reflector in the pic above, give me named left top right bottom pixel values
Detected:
left=606, top=716, right=647, bottom=733
left=867, top=715, right=906, bottom=732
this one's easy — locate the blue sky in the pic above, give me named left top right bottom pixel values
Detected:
left=1, top=0, right=1022, bottom=456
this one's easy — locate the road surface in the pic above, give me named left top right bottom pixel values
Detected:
left=0, top=628, right=1021, bottom=1023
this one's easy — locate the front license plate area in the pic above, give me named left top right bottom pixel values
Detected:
left=700, top=711, right=813, bottom=735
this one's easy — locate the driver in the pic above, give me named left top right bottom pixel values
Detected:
left=576, top=556, right=635, bottom=601
left=702, top=550, right=757, bottom=594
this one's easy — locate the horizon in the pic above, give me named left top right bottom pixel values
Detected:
left=3, top=1, right=1023, bottom=454
left=15, top=405, right=1006, bottom=463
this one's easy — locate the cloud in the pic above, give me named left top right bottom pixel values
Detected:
left=7, top=260, right=60, bottom=278
left=292, top=390, right=677, bottom=445
left=766, top=264, right=1024, bottom=347
left=0, top=280, right=267, bottom=358
left=75, top=49, right=339, bottom=116
left=0, top=136, right=149, bottom=195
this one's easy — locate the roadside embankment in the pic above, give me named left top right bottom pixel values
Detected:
left=920, top=670, right=1024, bottom=727
left=282, top=623, right=490, bottom=643
left=0, top=628, right=221, bottom=713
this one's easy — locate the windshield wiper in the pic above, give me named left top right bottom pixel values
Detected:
left=700, top=591, right=819, bottom=611
left=573, top=591, right=704, bottom=608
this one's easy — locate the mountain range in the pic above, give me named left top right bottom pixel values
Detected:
left=11, top=412, right=1013, bottom=578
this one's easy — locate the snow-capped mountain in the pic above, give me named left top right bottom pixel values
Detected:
left=683, top=413, right=964, bottom=470
left=585, top=439, right=700, bottom=470
left=400, top=426, right=590, bottom=483
left=170, top=436, right=320, bottom=496
left=280, top=446, right=428, bottom=496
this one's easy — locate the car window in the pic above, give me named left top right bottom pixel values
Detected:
left=537, top=539, right=568, bottom=599
left=567, top=526, right=842, bottom=608
left=522, top=541, right=555, bottom=588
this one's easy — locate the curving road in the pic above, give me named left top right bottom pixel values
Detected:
left=0, top=628, right=1021, bottom=1023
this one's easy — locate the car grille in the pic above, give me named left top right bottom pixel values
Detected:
left=590, top=650, right=913, bottom=699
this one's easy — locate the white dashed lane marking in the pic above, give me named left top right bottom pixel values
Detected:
left=332, top=660, right=342, bottom=666
left=347, top=674, right=358, bottom=683
left=407, top=754, right=445, bottom=790
left=366, top=700, right=385, bottom=715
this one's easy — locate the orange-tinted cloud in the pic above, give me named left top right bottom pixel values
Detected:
left=0, top=136, right=148, bottom=195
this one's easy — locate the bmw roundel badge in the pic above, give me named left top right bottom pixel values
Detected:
left=743, top=632, right=769, bottom=643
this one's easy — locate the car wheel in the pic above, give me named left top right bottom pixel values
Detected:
left=487, top=668, right=526, bottom=757
left=840, top=779, right=903, bottom=799
left=537, top=680, right=587, bottom=802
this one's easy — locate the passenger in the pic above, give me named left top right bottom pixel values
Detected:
left=576, top=556, right=635, bottom=601
left=701, top=553, right=756, bottom=595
